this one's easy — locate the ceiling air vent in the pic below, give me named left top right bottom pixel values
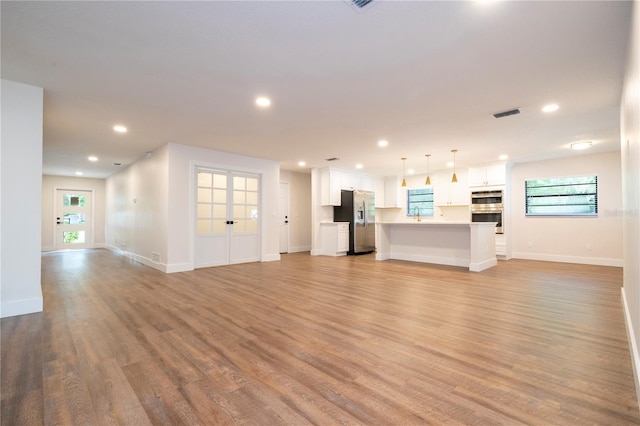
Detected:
left=493, top=108, right=521, bottom=119
left=346, top=0, right=376, bottom=12
left=326, top=157, right=340, bottom=162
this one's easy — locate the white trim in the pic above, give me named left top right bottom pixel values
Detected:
left=261, top=253, right=281, bottom=262
left=310, top=249, right=324, bottom=256
left=41, top=245, right=55, bottom=252
left=1, top=297, right=43, bottom=318
left=166, top=263, right=193, bottom=273
left=469, top=258, right=498, bottom=272
left=288, top=245, right=311, bottom=253
left=622, top=287, right=640, bottom=410
left=386, top=252, right=469, bottom=269
left=104, top=244, right=171, bottom=273
left=512, top=251, right=623, bottom=267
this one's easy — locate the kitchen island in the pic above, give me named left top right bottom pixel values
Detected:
left=375, top=221, right=497, bottom=272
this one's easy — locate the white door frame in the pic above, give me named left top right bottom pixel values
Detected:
left=52, top=187, right=96, bottom=250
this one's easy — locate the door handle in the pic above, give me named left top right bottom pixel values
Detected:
left=226, top=220, right=235, bottom=225
left=285, top=220, right=289, bottom=224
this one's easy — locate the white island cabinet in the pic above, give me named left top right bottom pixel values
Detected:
left=375, top=222, right=497, bottom=272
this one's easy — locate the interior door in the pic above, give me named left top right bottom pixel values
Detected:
left=195, top=169, right=260, bottom=268
left=279, top=182, right=289, bottom=254
left=55, top=189, right=93, bottom=250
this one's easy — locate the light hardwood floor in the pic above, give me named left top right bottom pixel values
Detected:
left=2, top=249, right=639, bottom=425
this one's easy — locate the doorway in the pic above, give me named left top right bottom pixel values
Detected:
left=55, top=189, right=93, bottom=250
left=194, top=168, right=261, bottom=268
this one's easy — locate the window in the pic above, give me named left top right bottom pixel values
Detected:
left=407, top=188, right=434, bottom=217
left=525, top=175, right=597, bottom=216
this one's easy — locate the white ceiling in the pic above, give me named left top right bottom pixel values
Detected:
left=1, top=1, right=633, bottom=178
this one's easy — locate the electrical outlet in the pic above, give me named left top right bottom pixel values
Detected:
left=527, top=241, right=533, bottom=248
left=586, top=243, right=592, bottom=251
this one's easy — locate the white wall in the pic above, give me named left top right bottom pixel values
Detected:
left=621, top=0, right=640, bottom=407
left=166, top=143, right=281, bottom=270
left=511, top=151, right=623, bottom=266
left=1, top=80, right=44, bottom=318
left=41, top=175, right=106, bottom=251
left=105, top=143, right=281, bottom=272
left=105, top=144, right=169, bottom=271
left=280, top=170, right=312, bottom=252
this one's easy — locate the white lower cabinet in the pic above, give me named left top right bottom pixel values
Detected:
left=320, top=222, right=350, bottom=256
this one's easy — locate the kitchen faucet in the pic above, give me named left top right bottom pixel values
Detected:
left=414, top=206, right=421, bottom=222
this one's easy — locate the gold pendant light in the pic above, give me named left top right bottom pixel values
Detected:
left=401, top=157, right=407, bottom=187
left=425, top=154, right=431, bottom=186
left=451, top=149, right=458, bottom=183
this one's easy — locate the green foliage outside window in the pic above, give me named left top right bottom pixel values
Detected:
left=525, top=176, right=597, bottom=216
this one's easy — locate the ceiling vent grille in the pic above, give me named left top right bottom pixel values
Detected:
left=493, top=108, right=521, bottom=119
left=346, top=0, right=376, bottom=12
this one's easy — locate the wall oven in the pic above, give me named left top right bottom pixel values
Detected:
left=470, top=190, right=503, bottom=234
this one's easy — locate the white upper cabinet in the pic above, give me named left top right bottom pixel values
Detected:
left=468, top=163, right=506, bottom=187
left=384, top=176, right=403, bottom=208
left=320, top=168, right=377, bottom=206
left=320, top=167, right=342, bottom=206
left=433, top=169, right=469, bottom=206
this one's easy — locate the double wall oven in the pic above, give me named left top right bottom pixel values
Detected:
left=470, top=189, right=503, bottom=234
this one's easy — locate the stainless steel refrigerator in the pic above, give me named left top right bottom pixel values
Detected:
left=333, top=190, right=376, bottom=255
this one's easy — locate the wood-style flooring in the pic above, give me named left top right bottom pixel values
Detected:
left=2, top=249, right=639, bottom=425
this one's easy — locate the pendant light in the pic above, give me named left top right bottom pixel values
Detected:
left=401, top=157, right=407, bottom=187
left=451, top=149, right=458, bottom=183
left=425, top=154, right=432, bottom=186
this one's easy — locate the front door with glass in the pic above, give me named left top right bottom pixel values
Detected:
left=55, top=189, right=93, bottom=250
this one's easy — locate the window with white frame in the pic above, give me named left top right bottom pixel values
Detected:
left=525, top=175, right=597, bottom=216
left=407, top=188, right=434, bottom=217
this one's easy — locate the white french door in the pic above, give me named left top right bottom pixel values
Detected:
left=195, top=168, right=260, bottom=268
left=55, top=189, right=93, bottom=250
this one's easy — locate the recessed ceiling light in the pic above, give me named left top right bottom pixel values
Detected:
left=378, top=140, right=388, bottom=147
left=542, top=104, right=559, bottom=113
left=570, top=141, right=593, bottom=150
left=356, top=164, right=363, bottom=169
left=255, top=97, right=271, bottom=107
left=498, top=154, right=508, bottom=160
left=113, top=125, right=127, bottom=133
left=88, top=156, right=98, bottom=162
left=298, top=161, right=306, bottom=167
left=75, top=171, right=83, bottom=176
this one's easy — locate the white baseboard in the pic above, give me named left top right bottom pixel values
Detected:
left=310, top=249, right=323, bottom=256
left=512, top=252, right=623, bottom=267
left=262, top=253, right=281, bottom=262
left=41, top=245, right=55, bottom=252
left=166, top=263, right=193, bottom=273
left=469, top=258, right=498, bottom=272
left=1, top=297, right=43, bottom=318
left=622, top=287, right=640, bottom=409
left=288, top=245, right=311, bottom=253
left=103, top=244, right=168, bottom=273
left=388, top=252, right=469, bottom=269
